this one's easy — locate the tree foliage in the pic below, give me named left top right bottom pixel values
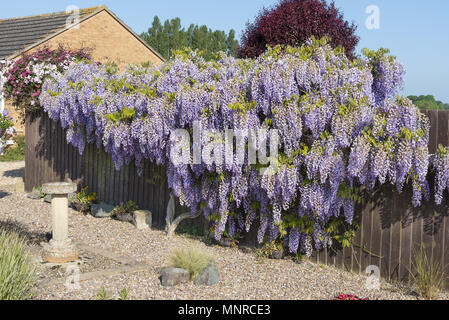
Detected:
left=140, top=16, right=239, bottom=61
left=408, top=95, right=449, bottom=110
left=239, top=0, right=359, bottom=59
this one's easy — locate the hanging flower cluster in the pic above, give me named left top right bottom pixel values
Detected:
left=39, top=38, right=440, bottom=257
left=2, top=48, right=90, bottom=112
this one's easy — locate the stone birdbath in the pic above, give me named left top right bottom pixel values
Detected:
left=41, top=182, right=78, bottom=263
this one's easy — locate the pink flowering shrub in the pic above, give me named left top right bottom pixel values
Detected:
left=2, top=48, right=90, bottom=112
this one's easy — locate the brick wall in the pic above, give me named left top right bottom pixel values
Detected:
left=27, top=10, right=164, bottom=70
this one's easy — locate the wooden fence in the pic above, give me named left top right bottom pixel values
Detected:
left=24, top=111, right=207, bottom=231
left=25, top=110, right=449, bottom=287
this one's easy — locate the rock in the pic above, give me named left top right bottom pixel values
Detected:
left=194, top=260, right=219, bottom=286
left=113, top=211, right=134, bottom=222
left=160, top=267, right=190, bottom=287
left=218, top=237, right=235, bottom=248
left=91, top=202, right=115, bottom=218
left=269, top=248, right=284, bottom=260
left=133, top=210, right=152, bottom=229
left=27, top=189, right=41, bottom=200
left=71, top=201, right=90, bottom=213
left=43, top=194, right=52, bottom=203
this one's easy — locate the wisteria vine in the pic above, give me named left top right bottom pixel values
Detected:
left=38, top=38, right=449, bottom=257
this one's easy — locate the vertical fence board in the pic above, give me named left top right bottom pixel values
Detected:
left=380, top=190, right=393, bottom=281
left=360, top=197, right=372, bottom=275
left=353, top=207, right=364, bottom=274
left=369, top=195, right=382, bottom=276
left=427, top=110, right=438, bottom=154
left=444, top=216, right=449, bottom=289
left=399, top=199, right=413, bottom=283
left=390, top=192, right=402, bottom=282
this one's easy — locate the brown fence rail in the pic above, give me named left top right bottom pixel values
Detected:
left=25, top=110, right=449, bottom=287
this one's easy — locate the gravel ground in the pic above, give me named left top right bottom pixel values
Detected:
left=1, top=161, right=448, bottom=300
left=0, top=161, right=24, bottom=186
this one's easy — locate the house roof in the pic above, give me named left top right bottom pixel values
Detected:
left=0, top=5, right=165, bottom=62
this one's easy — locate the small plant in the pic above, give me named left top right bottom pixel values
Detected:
left=333, top=294, right=369, bottom=301
left=170, top=247, right=212, bottom=280
left=96, top=286, right=110, bottom=300
left=293, top=253, right=304, bottom=264
left=0, top=231, right=36, bottom=300
left=95, top=287, right=129, bottom=300
left=410, top=246, right=445, bottom=300
left=255, top=240, right=284, bottom=262
left=111, top=200, right=139, bottom=222
left=119, top=288, right=128, bottom=300
left=73, top=186, right=96, bottom=214
left=32, top=187, right=46, bottom=199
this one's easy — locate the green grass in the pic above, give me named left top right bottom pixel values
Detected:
left=0, top=230, right=36, bottom=300
left=0, top=136, right=25, bottom=162
left=170, top=247, right=212, bottom=280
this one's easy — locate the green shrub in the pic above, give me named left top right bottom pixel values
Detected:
left=170, top=247, right=212, bottom=280
left=0, top=231, right=36, bottom=300
left=410, top=246, right=446, bottom=300
left=111, top=200, right=139, bottom=217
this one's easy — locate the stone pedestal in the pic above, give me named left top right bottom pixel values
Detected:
left=42, top=182, right=78, bottom=264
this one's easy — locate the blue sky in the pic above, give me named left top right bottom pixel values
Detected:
left=2, top=0, right=448, bottom=102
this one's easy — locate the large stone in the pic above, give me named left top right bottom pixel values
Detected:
left=43, top=194, right=52, bottom=203
left=194, top=261, right=219, bottom=286
left=132, top=210, right=152, bottom=229
left=91, top=202, right=115, bottom=218
left=27, top=189, right=41, bottom=200
left=160, top=267, right=190, bottom=287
